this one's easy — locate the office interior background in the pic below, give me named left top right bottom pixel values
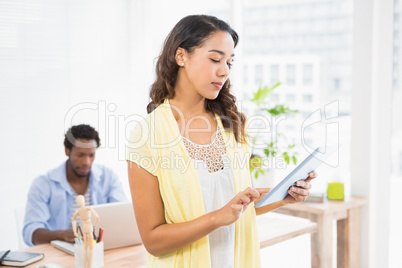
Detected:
left=0, top=0, right=400, bottom=267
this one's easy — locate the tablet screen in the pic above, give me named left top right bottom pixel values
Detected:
left=254, top=145, right=338, bottom=208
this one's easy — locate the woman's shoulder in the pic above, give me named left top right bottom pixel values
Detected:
left=131, top=103, right=168, bottom=128
left=128, top=102, right=172, bottom=143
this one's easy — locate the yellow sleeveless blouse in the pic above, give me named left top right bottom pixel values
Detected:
left=126, top=99, right=261, bottom=267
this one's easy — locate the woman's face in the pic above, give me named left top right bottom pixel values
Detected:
left=179, top=31, right=235, bottom=100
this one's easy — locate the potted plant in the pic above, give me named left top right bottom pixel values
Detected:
left=248, top=82, right=299, bottom=188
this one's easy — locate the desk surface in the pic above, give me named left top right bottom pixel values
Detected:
left=14, top=243, right=148, bottom=268
left=276, top=196, right=367, bottom=214
left=6, top=212, right=316, bottom=268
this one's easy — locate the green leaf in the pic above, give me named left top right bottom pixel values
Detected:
left=254, top=169, right=265, bottom=179
left=292, top=155, right=297, bottom=165
left=250, top=82, right=282, bottom=106
left=263, top=105, right=299, bottom=116
left=283, top=152, right=290, bottom=164
left=248, top=82, right=302, bottom=175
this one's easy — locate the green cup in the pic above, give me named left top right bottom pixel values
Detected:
left=327, top=182, right=344, bottom=200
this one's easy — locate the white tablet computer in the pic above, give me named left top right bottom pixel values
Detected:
left=254, top=145, right=338, bottom=208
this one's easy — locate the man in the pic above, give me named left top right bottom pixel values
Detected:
left=23, top=124, right=126, bottom=246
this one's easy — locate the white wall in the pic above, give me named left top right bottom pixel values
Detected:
left=351, top=0, right=394, bottom=267
left=0, top=0, right=223, bottom=250
left=0, top=0, right=135, bottom=250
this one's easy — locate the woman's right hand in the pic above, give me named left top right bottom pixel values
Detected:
left=215, top=187, right=260, bottom=226
left=129, top=161, right=260, bottom=256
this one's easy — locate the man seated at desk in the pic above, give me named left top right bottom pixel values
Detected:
left=23, top=124, right=126, bottom=246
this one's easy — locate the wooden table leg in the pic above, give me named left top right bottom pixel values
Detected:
left=337, top=208, right=360, bottom=268
left=311, top=214, right=333, bottom=268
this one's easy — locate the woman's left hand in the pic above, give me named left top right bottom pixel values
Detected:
left=283, top=171, right=317, bottom=204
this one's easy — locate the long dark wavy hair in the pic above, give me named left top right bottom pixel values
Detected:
left=147, top=14, right=247, bottom=143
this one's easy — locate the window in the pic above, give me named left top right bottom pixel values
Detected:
left=270, top=64, right=279, bottom=85
left=286, top=94, right=296, bottom=102
left=271, top=94, right=279, bottom=102
left=333, top=78, right=341, bottom=90
left=303, top=64, right=313, bottom=85
left=302, top=94, right=312, bottom=103
left=286, top=64, right=296, bottom=85
left=255, top=64, right=263, bottom=85
left=243, top=65, right=249, bottom=85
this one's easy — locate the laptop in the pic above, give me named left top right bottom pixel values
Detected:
left=51, top=201, right=142, bottom=255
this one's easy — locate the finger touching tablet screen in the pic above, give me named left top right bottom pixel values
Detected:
left=254, top=145, right=339, bottom=208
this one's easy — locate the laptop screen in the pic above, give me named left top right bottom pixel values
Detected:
left=51, top=201, right=142, bottom=254
left=89, top=201, right=142, bottom=250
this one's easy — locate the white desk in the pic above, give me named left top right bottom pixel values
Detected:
left=6, top=212, right=316, bottom=267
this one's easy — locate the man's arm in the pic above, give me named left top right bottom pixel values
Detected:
left=32, top=228, right=75, bottom=245
left=23, top=176, right=52, bottom=246
left=23, top=175, right=73, bottom=245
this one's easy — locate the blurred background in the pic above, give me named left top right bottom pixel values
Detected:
left=0, top=0, right=400, bottom=267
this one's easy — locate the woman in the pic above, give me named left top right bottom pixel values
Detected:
left=127, top=14, right=315, bottom=267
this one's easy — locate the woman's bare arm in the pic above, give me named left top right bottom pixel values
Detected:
left=128, top=161, right=259, bottom=257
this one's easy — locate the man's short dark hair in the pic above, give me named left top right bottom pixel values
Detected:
left=64, top=124, right=101, bottom=150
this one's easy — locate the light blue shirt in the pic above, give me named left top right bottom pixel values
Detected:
left=23, top=161, right=126, bottom=246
